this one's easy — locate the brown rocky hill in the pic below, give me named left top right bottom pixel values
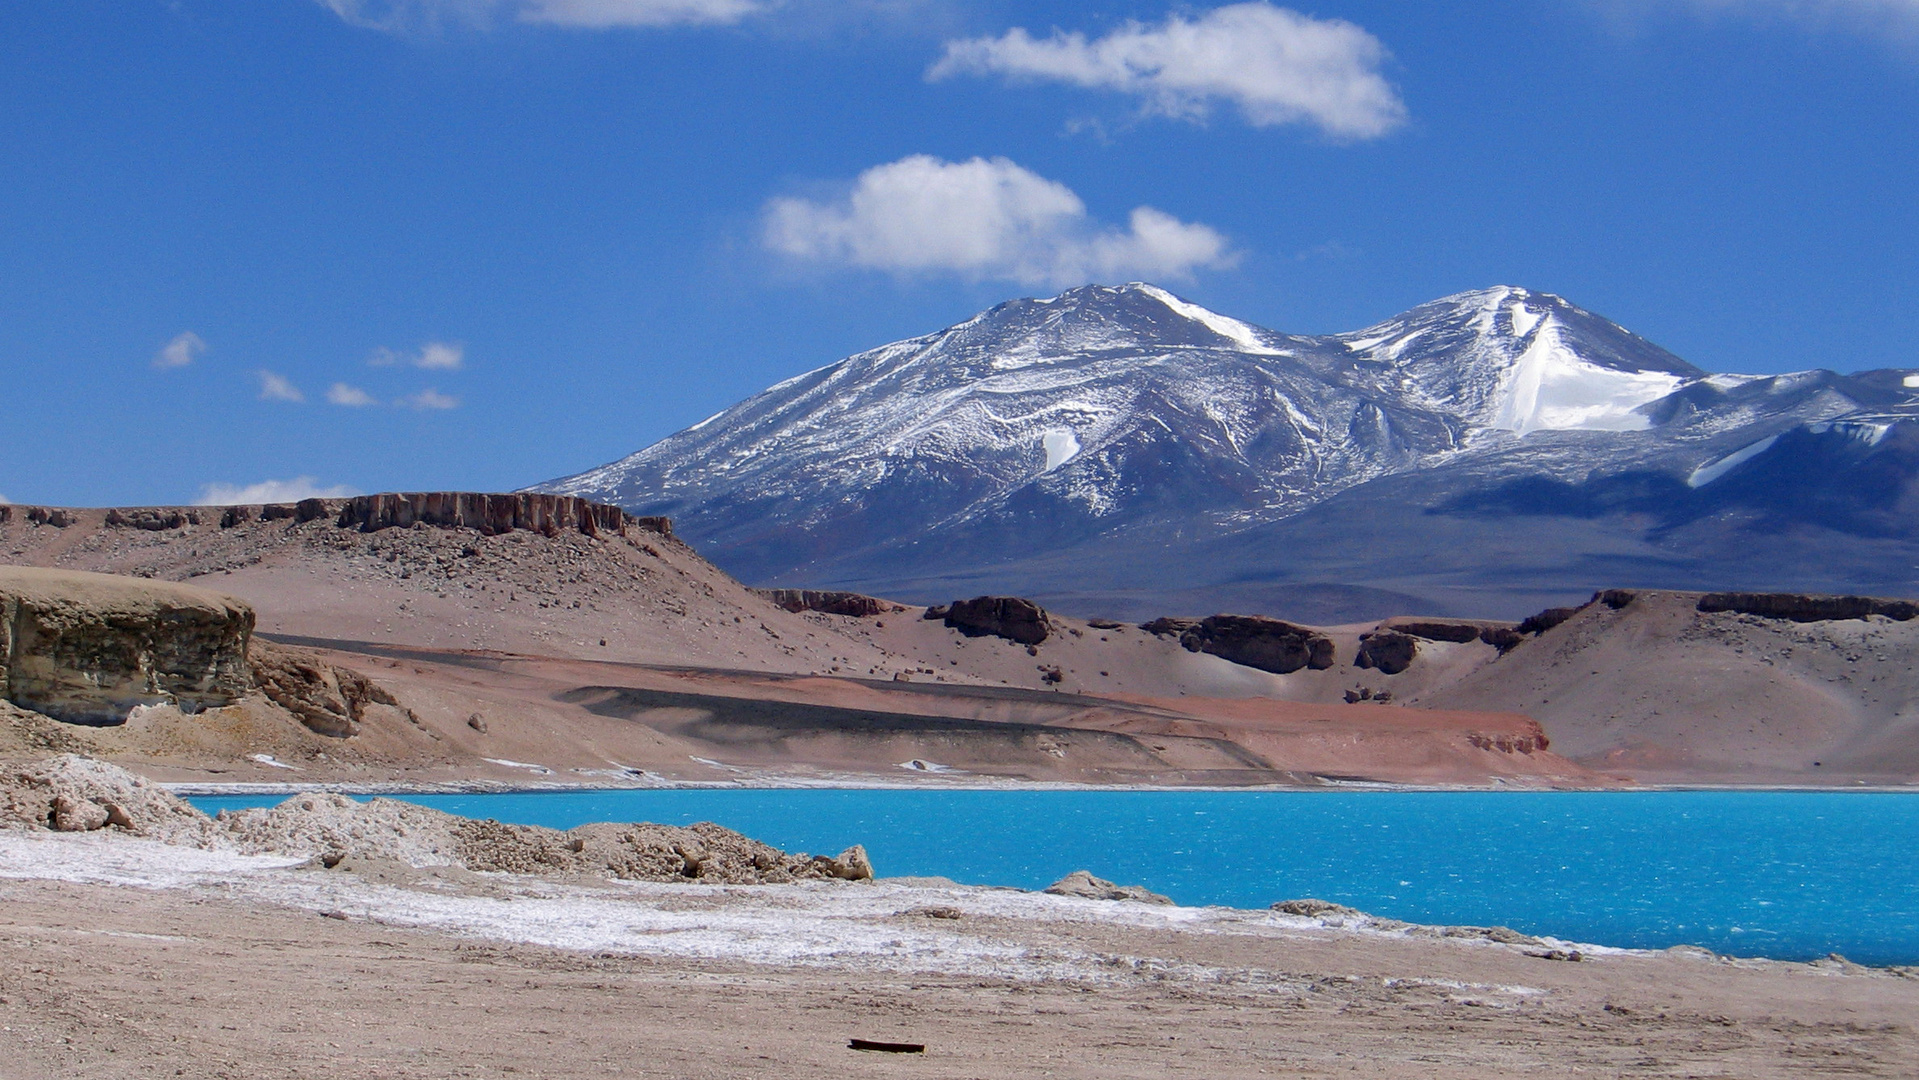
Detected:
left=0, top=494, right=1596, bottom=788
left=1406, top=589, right=1919, bottom=785
left=6, top=493, right=1910, bottom=787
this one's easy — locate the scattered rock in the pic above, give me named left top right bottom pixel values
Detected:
left=943, top=596, right=1051, bottom=646
left=1141, top=615, right=1335, bottom=675
left=1043, top=870, right=1173, bottom=905
left=1354, top=631, right=1417, bottom=675
left=906, top=906, right=964, bottom=920
left=0, top=755, right=219, bottom=844
left=1271, top=898, right=1363, bottom=918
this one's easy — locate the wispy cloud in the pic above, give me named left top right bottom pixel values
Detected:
left=764, top=154, right=1236, bottom=287
left=257, top=370, right=305, bottom=403
left=929, top=3, right=1406, bottom=139
left=193, top=477, right=359, bottom=506
left=370, top=341, right=464, bottom=370
left=153, top=331, right=206, bottom=370
left=315, top=0, right=767, bottom=33
left=327, top=382, right=379, bottom=407
left=401, top=388, right=461, bottom=410
left=1601, top=0, right=1919, bottom=41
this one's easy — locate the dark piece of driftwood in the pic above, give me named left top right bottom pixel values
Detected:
left=848, top=1038, right=926, bottom=1054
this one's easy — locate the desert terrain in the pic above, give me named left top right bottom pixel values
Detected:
left=0, top=756, right=1913, bottom=1080
left=5, top=493, right=1916, bottom=788
left=3, top=496, right=1916, bottom=1079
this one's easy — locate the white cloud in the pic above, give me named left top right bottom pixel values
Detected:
left=314, top=0, right=765, bottom=32
left=257, top=371, right=305, bottom=403
left=193, top=477, right=360, bottom=506
left=416, top=342, right=464, bottom=369
left=401, top=388, right=461, bottom=410
left=327, top=383, right=379, bottom=407
left=929, top=3, right=1406, bottom=139
left=764, top=154, right=1236, bottom=287
left=370, top=342, right=465, bottom=369
left=153, top=331, right=206, bottom=370
left=517, top=0, right=767, bottom=27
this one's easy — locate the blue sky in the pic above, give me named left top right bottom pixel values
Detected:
left=2, top=0, right=1915, bottom=507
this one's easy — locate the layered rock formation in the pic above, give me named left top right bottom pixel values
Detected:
left=754, top=589, right=901, bottom=618
left=0, top=567, right=254, bottom=725
left=249, top=642, right=404, bottom=738
left=1142, top=615, right=1336, bottom=675
left=330, top=492, right=662, bottom=539
left=1695, top=591, right=1919, bottom=623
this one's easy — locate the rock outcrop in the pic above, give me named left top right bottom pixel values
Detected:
left=0, top=567, right=254, bottom=725
left=330, top=492, right=661, bottom=539
left=754, top=589, right=901, bottom=618
left=104, top=508, right=201, bottom=531
left=943, top=596, right=1052, bottom=646
left=1354, top=630, right=1418, bottom=675
left=1043, top=870, right=1173, bottom=905
left=1697, top=591, right=1919, bottom=623
left=1142, top=615, right=1335, bottom=675
left=249, top=642, right=403, bottom=738
left=1379, top=617, right=1524, bottom=652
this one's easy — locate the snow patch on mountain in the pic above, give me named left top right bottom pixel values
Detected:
left=1041, top=429, right=1082, bottom=471
left=1492, top=317, right=1688, bottom=434
left=1688, top=434, right=1780, bottom=487
left=1135, top=283, right=1284, bottom=355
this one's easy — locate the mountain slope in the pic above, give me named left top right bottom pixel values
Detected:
left=538, top=284, right=1919, bottom=620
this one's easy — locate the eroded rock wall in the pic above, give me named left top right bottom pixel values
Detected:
left=0, top=567, right=254, bottom=725
left=332, top=493, right=661, bottom=539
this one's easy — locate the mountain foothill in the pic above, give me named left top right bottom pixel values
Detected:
left=3, top=284, right=1916, bottom=788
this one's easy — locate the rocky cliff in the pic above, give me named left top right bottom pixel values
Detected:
left=0, top=567, right=254, bottom=725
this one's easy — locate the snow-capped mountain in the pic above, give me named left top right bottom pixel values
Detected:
left=539, top=284, right=1919, bottom=619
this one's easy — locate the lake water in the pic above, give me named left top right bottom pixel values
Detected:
left=188, top=789, right=1919, bottom=966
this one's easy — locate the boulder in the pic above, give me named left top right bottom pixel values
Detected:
left=1354, top=631, right=1418, bottom=675
left=754, top=589, right=901, bottom=618
left=1145, top=614, right=1335, bottom=675
left=49, top=793, right=110, bottom=832
left=943, top=596, right=1051, bottom=646
left=812, top=844, right=874, bottom=881
left=1043, top=870, right=1173, bottom=905
left=0, top=567, right=254, bottom=725
left=249, top=642, right=401, bottom=738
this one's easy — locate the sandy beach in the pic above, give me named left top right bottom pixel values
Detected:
left=2, top=821, right=1916, bottom=1079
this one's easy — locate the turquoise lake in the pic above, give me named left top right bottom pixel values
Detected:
left=189, top=789, right=1919, bottom=966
